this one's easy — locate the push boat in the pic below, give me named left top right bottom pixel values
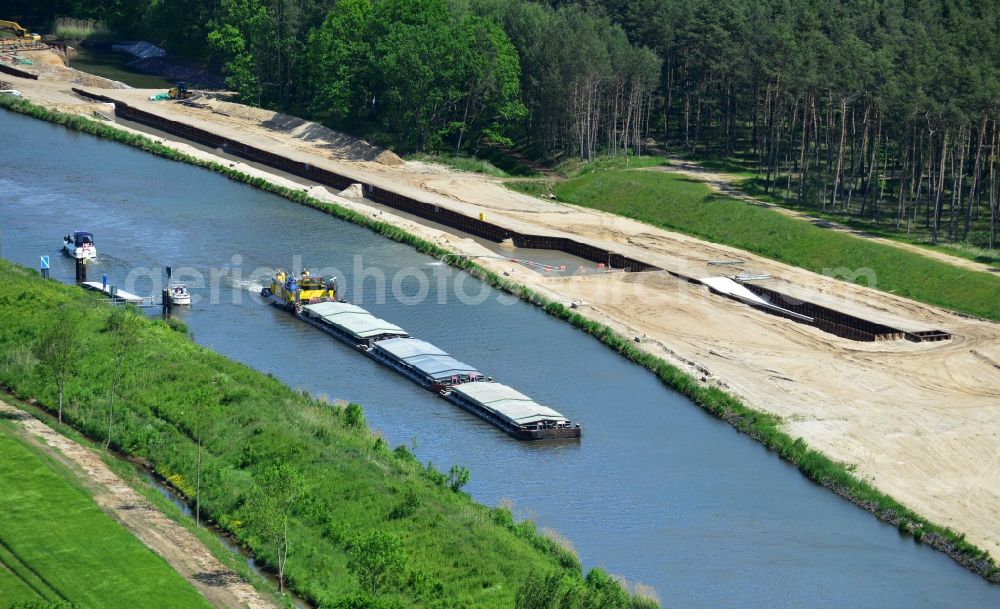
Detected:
left=261, top=269, right=580, bottom=440
left=166, top=284, right=191, bottom=306
left=63, top=230, right=97, bottom=260
left=260, top=269, right=337, bottom=310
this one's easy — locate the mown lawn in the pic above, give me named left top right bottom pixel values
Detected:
left=512, top=168, right=1000, bottom=322
left=0, top=559, right=37, bottom=607
left=0, top=426, right=212, bottom=609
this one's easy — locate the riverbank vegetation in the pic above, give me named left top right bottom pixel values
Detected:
left=2, top=97, right=997, bottom=584
left=0, top=424, right=212, bottom=609
left=510, top=164, right=1000, bottom=322
left=0, top=258, right=657, bottom=608
left=52, top=17, right=109, bottom=41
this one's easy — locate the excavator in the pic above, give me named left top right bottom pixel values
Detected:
left=0, top=20, right=41, bottom=44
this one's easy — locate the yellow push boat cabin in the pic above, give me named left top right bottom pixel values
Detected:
left=261, top=269, right=337, bottom=310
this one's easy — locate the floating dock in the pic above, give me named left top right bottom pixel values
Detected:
left=298, top=302, right=580, bottom=440
left=80, top=281, right=145, bottom=305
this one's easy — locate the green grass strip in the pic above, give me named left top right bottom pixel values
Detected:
left=1, top=390, right=289, bottom=608
left=515, top=169, right=1000, bottom=321
left=2, top=96, right=997, bottom=584
left=0, top=556, right=41, bottom=606
left=0, top=535, right=56, bottom=604
left=0, top=426, right=214, bottom=609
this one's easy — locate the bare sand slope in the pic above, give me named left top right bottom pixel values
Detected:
left=7, top=54, right=1000, bottom=563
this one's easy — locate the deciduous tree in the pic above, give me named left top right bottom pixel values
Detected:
left=33, top=305, right=82, bottom=424
left=348, top=528, right=407, bottom=597
left=104, top=307, right=140, bottom=449
left=247, top=463, right=303, bottom=593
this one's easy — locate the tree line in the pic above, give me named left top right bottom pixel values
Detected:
left=598, top=0, right=1000, bottom=247
left=16, top=0, right=1000, bottom=245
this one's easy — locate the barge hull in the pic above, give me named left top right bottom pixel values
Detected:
left=442, top=391, right=581, bottom=440
left=293, top=305, right=579, bottom=441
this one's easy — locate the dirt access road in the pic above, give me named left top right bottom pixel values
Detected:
left=0, top=399, right=280, bottom=609
left=7, top=50, right=1000, bottom=565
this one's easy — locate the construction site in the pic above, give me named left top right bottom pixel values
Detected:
left=3, top=45, right=1000, bottom=566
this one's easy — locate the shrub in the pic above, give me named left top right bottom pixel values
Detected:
left=387, top=490, right=421, bottom=520
left=446, top=465, right=469, bottom=492
left=345, top=402, right=365, bottom=428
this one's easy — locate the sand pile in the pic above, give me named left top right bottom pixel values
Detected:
left=198, top=97, right=402, bottom=164
left=375, top=150, right=404, bottom=166
left=202, top=98, right=275, bottom=122
left=22, top=49, right=67, bottom=66
left=49, top=101, right=116, bottom=117
left=338, top=183, right=365, bottom=198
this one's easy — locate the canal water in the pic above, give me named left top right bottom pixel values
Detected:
left=1, top=111, right=997, bottom=609
left=67, top=47, right=175, bottom=90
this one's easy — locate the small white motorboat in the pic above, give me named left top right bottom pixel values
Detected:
left=166, top=284, right=191, bottom=306
left=63, top=230, right=97, bottom=259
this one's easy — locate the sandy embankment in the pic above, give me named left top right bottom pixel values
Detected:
left=6, top=50, right=1000, bottom=565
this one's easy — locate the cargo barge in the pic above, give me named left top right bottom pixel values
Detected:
left=263, top=270, right=580, bottom=440
left=444, top=382, right=580, bottom=440
left=369, top=337, right=483, bottom=391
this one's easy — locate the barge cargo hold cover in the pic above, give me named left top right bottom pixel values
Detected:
left=302, top=301, right=407, bottom=342
left=372, top=337, right=482, bottom=389
left=294, top=300, right=580, bottom=440
left=448, top=382, right=580, bottom=440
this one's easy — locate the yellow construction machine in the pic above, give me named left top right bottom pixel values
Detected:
left=168, top=81, right=192, bottom=100
left=0, top=20, right=41, bottom=43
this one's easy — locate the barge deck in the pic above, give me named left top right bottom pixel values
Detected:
left=445, top=382, right=581, bottom=440
left=296, top=301, right=580, bottom=440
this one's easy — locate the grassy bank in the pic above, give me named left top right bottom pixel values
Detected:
left=665, top=152, right=1000, bottom=267
left=1, top=390, right=289, bottom=607
left=2, top=97, right=997, bottom=584
left=0, top=424, right=213, bottom=609
left=407, top=152, right=511, bottom=177
left=509, top=167, right=1000, bottom=322
left=738, top=178, right=1000, bottom=267
left=0, top=260, right=653, bottom=609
